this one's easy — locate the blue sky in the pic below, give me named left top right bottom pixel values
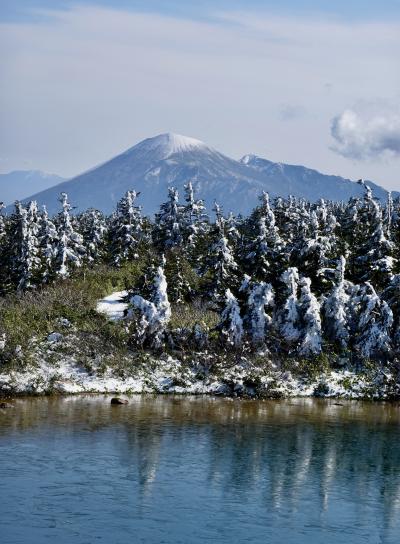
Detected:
left=0, top=0, right=399, bottom=190
left=2, top=0, right=400, bottom=22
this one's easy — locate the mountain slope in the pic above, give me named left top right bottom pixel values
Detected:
left=240, top=154, right=396, bottom=204
left=13, top=133, right=398, bottom=216
left=0, top=170, right=65, bottom=206
left=13, top=134, right=270, bottom=216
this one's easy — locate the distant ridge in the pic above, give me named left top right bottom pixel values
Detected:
left=10, top=133, right=398, bottom=215
left=0, top=170, right=65, bottom=206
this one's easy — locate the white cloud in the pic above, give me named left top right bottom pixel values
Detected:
left=331, top=107, right=400, bottom=160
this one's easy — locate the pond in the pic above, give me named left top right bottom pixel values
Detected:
left=1, top=396, right=399, bottom=543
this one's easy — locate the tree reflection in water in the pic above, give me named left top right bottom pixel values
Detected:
left=1, top=396, right=399, bottom=543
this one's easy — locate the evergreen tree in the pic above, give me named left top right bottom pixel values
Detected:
left=0, top=202, right=6, bottom=291
left=339, top=196, right=360, bottom=270
left=225, top=212, right=241, bottom=247
left=244, top=192, right=284, bottom=282
left=217, top=289, right=243, bottom=348
left=240, top=277, right=274, bottom=346
left=384, top=191, right=394, bottom=239
left=293, top=206, right=339, bottom=293
left=0, top=202, right=6, bottom=242
left=351, top=185, right=395, bottom=287
left=38, top=205, right=58, bottom=283
left=298, top=276, right=322, bottom=356
left=54, top=193, right=85, bottom=278
left=3, top=201, right=41, bottom=291
left=278, top=267, right=301, bottom=348
left=79, top=209, right=108, bottom=264
left=205, top=207, right=239, bottom=301
left=323, top=256, right=352, bottom=351
left=383, top=274, right=400, bottom=354
left=128, top=263, right=171, bottom=348
left=164, top=248, right=196, bottom=304
left=108, top=190, right=143, bottom=265
left=182, top=181, right=208, bottom=247
left=154, top=187, right=184, bottom=250
left=353, top=282, right=393, bottom=360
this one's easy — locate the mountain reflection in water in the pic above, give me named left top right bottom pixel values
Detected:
left=1, top=396, right=399, bottom=544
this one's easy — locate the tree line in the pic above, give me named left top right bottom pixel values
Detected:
left=0, top=181, right=399, bottom=363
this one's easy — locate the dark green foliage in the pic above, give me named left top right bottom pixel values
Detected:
left=164, top=248, right=199, bottom=303
left=0, top=185, right=399, bottom=368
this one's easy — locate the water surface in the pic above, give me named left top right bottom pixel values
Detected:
left=1, top=396, right=399, bottom=543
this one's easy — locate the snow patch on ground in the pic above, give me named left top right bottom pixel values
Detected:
left=96, top=290, right=128, bottom=321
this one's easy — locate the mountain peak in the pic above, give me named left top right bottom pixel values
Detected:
left=130, top=132, right=207, bottom=159
left=11, top=133, right=397, bottom=216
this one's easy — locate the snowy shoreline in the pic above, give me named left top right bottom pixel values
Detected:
left=0, top=348, right=397, bottom=400
left=1, top=289, right=398, bottom=400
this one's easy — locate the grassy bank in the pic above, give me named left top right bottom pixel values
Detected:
left=1, top=265, right=399, bottom=401
left=0, top=264, right=142, bottom=367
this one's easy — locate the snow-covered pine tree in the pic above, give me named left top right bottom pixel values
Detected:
left=316, top=198, right=328, bottom=229
left=246, top=216, right=270, bottom=279
left=272, top=197, right=288, bottom=237
left=260, top=191, right=283, bottom=247
left=366, top=217, right=395, bottom=289
left=353, top=282, right=393, bottom=360
left=292, top=204, right=339, bottom=293
left=128, top=262, right=171, bottom=348
left=277, top=198, right=312, bottom=273
left=274, top=196, right=308, bottom=247
left=213, top=201, right=223, bottom=225
left=339, top=196, right=360, bottom=275
left=79, top=209, right=107, bottom=264
left=154, top=187, right=185, bottom=250
left=217, top=289, right=243, bottom=348
left=3, top=201, right=41, bottom=291
left=384, top=191, right=394, bottom=239
left=0, top=205, right=9, bottom=293
left=20, top=201, right=41, bottom=290
left=182, top=181, right=209, bottom=247
left=240, top=276, right=274, bottom=346
left=108, top=190, right=143, bottom=265
left=0, top=202, right=5, bottom=242
left=243, top=192, right=284, bottom=282
left=54, top=193, right=85, bottom=278
left=38, top=205, right=58, bottom=283
left=392, top=197, right=400, bottom=270
left=205, top=204, right=239, bottom=301
left=0, top=202, right=6, bottom=291
left=351, top=185, right=395, bottom=288
left=278, top=267, right=301, bottom=349
left=323, top=256, right=352, bottom=351
left=382, top=274, right=400, bottom=354
left=298, top=276, right=322, bottom=357
left=225, top=212, right=241, bottom=247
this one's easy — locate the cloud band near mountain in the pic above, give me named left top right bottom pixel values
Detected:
left=330, top=108, right=400, bottom=160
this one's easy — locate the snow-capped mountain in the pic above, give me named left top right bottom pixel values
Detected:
left=12, top=133, right=397, bottom=216
left=0, top=170, right=64, bottom=206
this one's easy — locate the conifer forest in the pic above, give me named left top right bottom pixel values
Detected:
left=1, top=181, right=399, bottom=380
